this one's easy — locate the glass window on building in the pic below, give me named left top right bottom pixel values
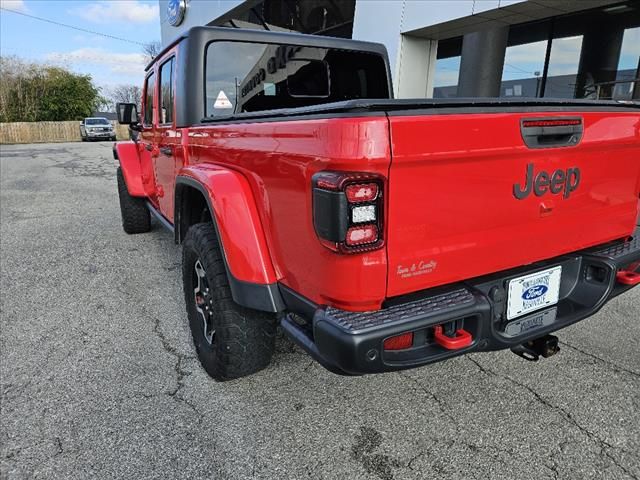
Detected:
left=223, top=0, right=356, bottom=38
left=543, top=36, right=583, bottom=98
left=500, top=40, right=547, bottom=98
left=432, top=57, right=460, bottom=98
left=614, top=27, right=640, bottom=100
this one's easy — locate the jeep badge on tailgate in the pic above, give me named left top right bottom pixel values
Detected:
left=513, top=163, right=581, bottom=200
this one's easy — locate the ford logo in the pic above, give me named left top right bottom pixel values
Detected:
left=167, top=0, right=186, bottom=27
left=522, top=285, right=548, bottom=300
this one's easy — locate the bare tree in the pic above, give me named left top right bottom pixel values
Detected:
left=0, top=56, right=38, bottom=122
left=142, top=41, right=162, bottom=63
left=108, top=84, right=142, bottom=109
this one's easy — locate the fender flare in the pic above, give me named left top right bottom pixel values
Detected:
left=113, top=141, right=145, bottom=197
left=175, top=168, right=284, bottom=313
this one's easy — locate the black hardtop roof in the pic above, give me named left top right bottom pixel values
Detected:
left=146, top=25, right=389, bottom=71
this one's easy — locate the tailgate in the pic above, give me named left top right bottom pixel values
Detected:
left=386, top=109, right=640, bottom=297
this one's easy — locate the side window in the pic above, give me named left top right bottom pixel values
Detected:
left=159, top=58, right=174, bottom=124
left=143, top=72, right=155, bottom=126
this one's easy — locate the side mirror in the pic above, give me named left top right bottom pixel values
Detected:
left=116, top=102, right=139, bottom=125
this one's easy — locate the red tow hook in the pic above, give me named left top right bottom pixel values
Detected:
left=617, top=263, right=640, bottom=286
left=433, top=325, right=473, bottom=350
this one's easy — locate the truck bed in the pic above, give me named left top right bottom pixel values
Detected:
left=197, top=98, right=640, bottom=306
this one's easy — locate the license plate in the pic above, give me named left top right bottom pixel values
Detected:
left=507, top=266, right=562, bottom=320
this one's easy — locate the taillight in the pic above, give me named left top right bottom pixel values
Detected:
left=351, top=205, right=376, bottom=224
left=384, top=332, right=414, bottom=351
left=345, top=183, right=378, bottom=203
left=346, top=225, right=378, bottom=246
left=522, top=119, right=582, bottom=128
left=312, top=171, right=384, bottom=253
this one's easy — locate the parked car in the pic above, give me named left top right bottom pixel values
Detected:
left=114, top=26, right=640, bottom=381
left=80, top=117, right=116, bottom=141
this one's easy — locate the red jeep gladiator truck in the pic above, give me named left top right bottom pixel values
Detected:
left=114, top=26, right=640, bottom=381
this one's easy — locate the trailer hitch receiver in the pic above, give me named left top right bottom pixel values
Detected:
left=511, top=334, right=560, bottom=361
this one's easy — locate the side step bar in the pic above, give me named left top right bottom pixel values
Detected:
left=145, top=201, right=175, bottom=233
left=280, top=315, right=355, bottom=375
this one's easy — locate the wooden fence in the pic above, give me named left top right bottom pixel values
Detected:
left=0, top=121, right=130, bottom=144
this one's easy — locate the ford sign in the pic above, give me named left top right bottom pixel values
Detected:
left=167, top=0, right=186, bottom=27
left=522, top=285, right=548, bottom=301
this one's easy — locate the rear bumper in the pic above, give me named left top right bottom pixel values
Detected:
left=86, top=131, right=115, bottom=138
left=281, top=229, right=640, bottom=375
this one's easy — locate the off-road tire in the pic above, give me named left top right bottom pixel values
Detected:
left=116, top=167, right=150, bottom=234
left=182, top=223, right=276, bottom=381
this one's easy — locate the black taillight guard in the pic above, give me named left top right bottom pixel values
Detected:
left=312, top=171, right=385, bottom=253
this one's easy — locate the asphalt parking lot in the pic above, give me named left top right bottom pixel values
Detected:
left=1, top=141, right=639, bottom=480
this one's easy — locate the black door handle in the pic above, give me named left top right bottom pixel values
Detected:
left=160, top=147, right=173, bottom=156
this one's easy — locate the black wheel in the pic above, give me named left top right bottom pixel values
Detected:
left=111, top=136, right=117, bottom=141
left=182, top=223, right=276, bottom=381
left=116, top=167, right=150, bottom=234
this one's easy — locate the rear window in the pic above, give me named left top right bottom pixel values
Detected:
left=204, top=41, right=388, bottom=117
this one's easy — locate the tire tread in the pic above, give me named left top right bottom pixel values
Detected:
left=182, top=223, right=276, bottom=381
left=117, top=167, right=151, bottom=234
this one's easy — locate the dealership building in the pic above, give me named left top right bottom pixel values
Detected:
left=159, top=0, right=639, bottom=101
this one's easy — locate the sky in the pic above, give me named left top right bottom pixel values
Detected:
left=2, top=1, right=638, bottom=93
left=0, top=0, right=161, bottom=90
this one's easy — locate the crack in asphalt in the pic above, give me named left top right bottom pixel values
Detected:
left=543, top=462, right=560, bottom=480
left=399, top=437, right=518, bottom=476
left=466, top=356, right=638, bottom=480
left=1, top=379, right=33, bottom=403
left=397, top=371, right=458, bottom=425
left=404, top=451, right=426, bottom=471
left=54, top=437, right=63, bottom=457
left=114, top=285, right=203, bottom=421
left=559, top=340, right=640, bottom=379
left=149, top=310, right=204, bottom=421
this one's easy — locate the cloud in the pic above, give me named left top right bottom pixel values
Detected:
left=433, top=70, right=459, bottom=87
left=620, top=27, right=640, bottom=57
left=45, top=48, right=146, bottom=77
left=503, top=37, right=584, bottom=79
left=71, top=0, right=158, bottom=24
left=504, top=40, right=547, bottom=67
left=0, top=0, right=28, bottom=12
